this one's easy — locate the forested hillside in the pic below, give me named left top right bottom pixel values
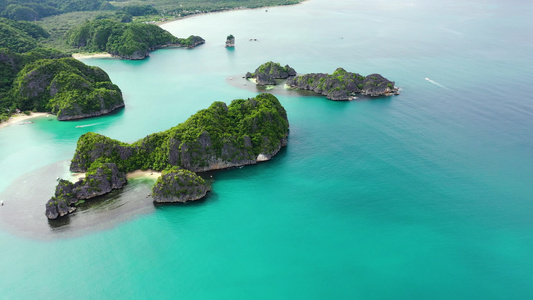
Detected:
left=0, top=18, right=123, bottom=123
left=2, top=0, right=303, bottom=22
left=0, top=0, right=106, bottom=20
left=0, top=17, right=49, bottom=52
left=65, top=19, right=204, bottom=59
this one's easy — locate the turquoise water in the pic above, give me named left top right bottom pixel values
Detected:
left=1, top=0, right=533, bottom=298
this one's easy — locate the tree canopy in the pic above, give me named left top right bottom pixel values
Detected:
left=65, top=19, right=201, bottom=58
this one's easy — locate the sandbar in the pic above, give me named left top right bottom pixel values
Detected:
left=68, top=170, right=162, bottom=183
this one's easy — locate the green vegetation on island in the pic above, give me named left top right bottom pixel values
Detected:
left=0, top=17, right=49, bottom=52
left=1, top=47, right=69, bottom=115
left=6, top=56, right=124, bottom=120
left=70, top=93, right=289, bottom=173
left=245, top=63, right=401, bottom=100
left=65, top=19, right=204, bottom=59
left=152, top=168, right=211, bottom=203
left=0, top=18, right=124, bottom=123
left=225, top=34, right=235, bottom=48
left=286, top=67, right=400, bottom=100
left=245, top=61, right=296, bottom=85
left=46, top=93, right=289, bottom=219
left=45, top=162, right=127, bottom=219
left=0, top=0, right=106, bottom=21
left=1, top=0, right=303, bottom=22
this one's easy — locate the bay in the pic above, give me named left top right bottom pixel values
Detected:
left=1, top=0, right=532, bottom=298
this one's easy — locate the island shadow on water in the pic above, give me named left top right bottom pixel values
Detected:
left=0, top=146, right=289, bottom=240
left=0, top=161, right=157, bottom=240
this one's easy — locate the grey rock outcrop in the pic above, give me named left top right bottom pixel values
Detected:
left=286, top=68, right=400, bottom=100
left=152, top=169, right=211, bottom=203
left=57, top=102, right=125, bottom=121
left=225, top=34, right=235, bottom=48
left=255, top=72, right=277, bottom=86
left=246, top=61, right=297, bottom=86
left=45, top=163, right=127, bottom=219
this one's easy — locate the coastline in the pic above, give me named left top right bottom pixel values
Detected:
left=72, top=53, right=114, bottom=60
left=68, top=1, right=309, bottom=60
left=156, top=0, right=308, bottom=26
left=0, top=112, right=50, bottom=130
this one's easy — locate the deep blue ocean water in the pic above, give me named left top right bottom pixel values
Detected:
left=1, top=0, right=533, bottom=298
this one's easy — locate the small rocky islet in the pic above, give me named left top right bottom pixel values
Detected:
left=152, top=169, right=211, bottom=203
left=46, top=162, right=127, bottom=219
left=46, top=93, right=289, bottom=219
left=225, top=34, right=235, bottom=48
left=245, top=61, right=297, bottom=85
left=246, top=61, right=400, bottom=100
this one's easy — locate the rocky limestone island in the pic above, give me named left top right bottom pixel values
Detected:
left=286, top=67, right=400, bottom=100
left=10, top=57, right=124, bottom=120
left=225, top=34, right=235, bottom=48
left=65, top=19, right=205, bottom=60
left=245, top=61, right=297, bottom=86
left=152, top=169, right=211, bottom=203
left=46, top=162, right=126, bottom=219
left=246, top=62, right=400, bottom=100
left=46, top=93, right=289, bottom=219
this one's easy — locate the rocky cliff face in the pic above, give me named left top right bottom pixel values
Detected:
left=11, top=57, right=125, bottom=119
left=56, top=102, right=125, bottom=121
left=69, top=94, right=289, bottom=174
left=286, top=68, right=400, bottom=100
left=45, top=163, right=127, bottom=219
left=246, top=61, right=297, bottom=86
left=179, top=35, right=205, bottom=49
left=113, top=50, right=149, bottom=60
left=152, top=169, right=211, bottom=203
left=179, top=130, right=257, bottom=172
left=225, top=35, right=235, bottom=48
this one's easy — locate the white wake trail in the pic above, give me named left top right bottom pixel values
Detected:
left=425, top=77, right=449, bottom=89
left=75, top=123, right=101, bottom=128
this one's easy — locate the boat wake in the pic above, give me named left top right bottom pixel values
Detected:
left=425, top=77, right=449, bottom=89
left=76, top=123, right=101, bottom=128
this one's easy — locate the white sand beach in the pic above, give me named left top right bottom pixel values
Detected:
left=0, top=112, right=50, bottom=130
left=72, top=53, right=114, bottom=60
